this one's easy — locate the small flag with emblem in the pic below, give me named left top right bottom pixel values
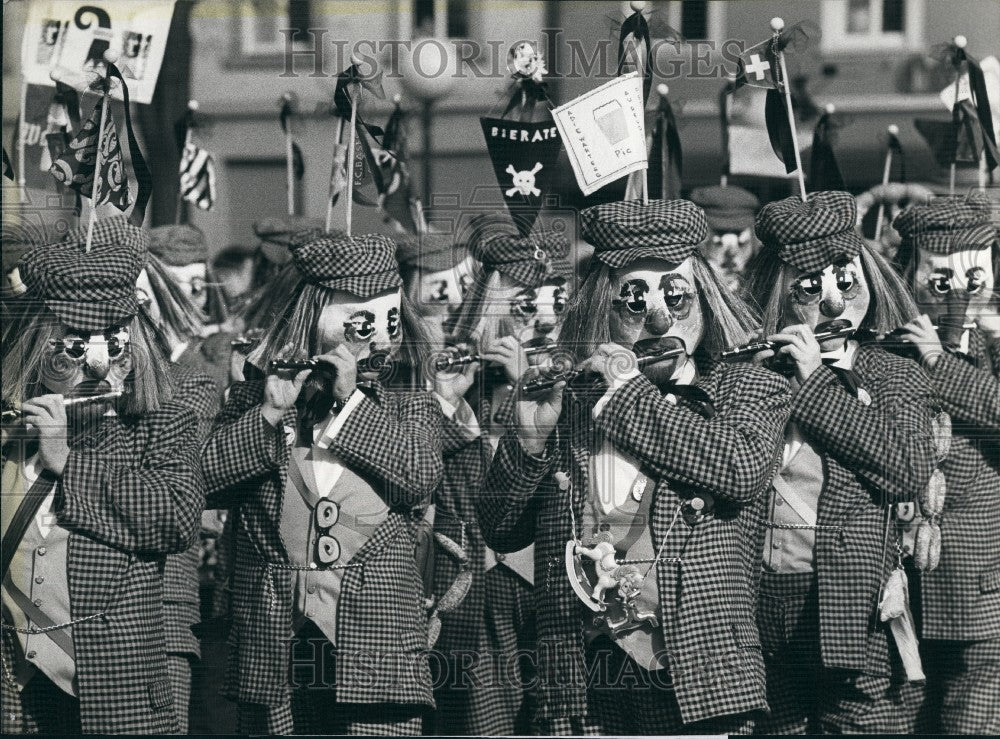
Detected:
left=180, top=140, right=216, bottom=210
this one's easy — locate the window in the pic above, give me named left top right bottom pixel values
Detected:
left=662, top=0, right=724, bottom=42
left=237, top=0, right=312, bottom=56
left=821, top=0, right=924, bottom=52
left=410, top=0, right=469, bottom=39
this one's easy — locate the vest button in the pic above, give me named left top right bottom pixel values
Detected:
left=772, top=540, right=781, bottom=550
left=496, top=552, right=506, bottom=562
left=35, top=576, right=44, bottom=585
left=307, top=585, right=317, bottom=595
left=26, top=651, right=36, bottom=660
left=36, top=546, right=46, bottom=556
left=775, top=497, right=784, bottom=506
left=33, top=598, right=42, bottom=607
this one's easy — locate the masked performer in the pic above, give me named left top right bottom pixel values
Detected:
left=199, top=232, right=441, bottom=735
left=425, top=214, right=571, bottom=735
left=689, top=185, right=761, bottom=294
left=0, top=229, right=205, bottom=734
left=890, top=193, right=1000, bottom=735
left=478, top=199, right=790, bottom=735
left=745, top=190, right=935, bottom=734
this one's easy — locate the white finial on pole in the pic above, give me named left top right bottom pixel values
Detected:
left=657, top=83, right=669, bottom=97
left=953, top=35, right=967, bottom=49
left=630, top=1, right=647, bottom=12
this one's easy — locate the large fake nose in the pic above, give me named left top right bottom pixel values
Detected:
left=533, top=309, right=557, bottom=335
left=84, top=334, right=111, bottom=380
left=819, top=280, right=845, bottom=318
left=645, top=307, right=674, bottom=335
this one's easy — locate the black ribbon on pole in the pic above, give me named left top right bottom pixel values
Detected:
left=617, top=9, right=652, bottom=103
left=887, top=128, right=906, bottom=183
left=957, top=47, right=998, bottom=170
left=279, top=97, right=305, bottom=180
left=106, top=62, right=152, bottom=227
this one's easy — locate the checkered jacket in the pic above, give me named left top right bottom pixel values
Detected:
left=479, top=361, right=790, bottom=725
left=787, top=343, right=935, bottom=678
left=919, top=328, right=1000, bottom=640
left=1, top=399, right=205, bottom=733
left=200, top=379, right=443, bottom=710
left=162, top=367, right=220, bottom=657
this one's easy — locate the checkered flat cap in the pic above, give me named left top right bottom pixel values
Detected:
left=396, top=233, right=467, bottom=273
left=254, top=216, right=339, bottom=265
left=892, top=192, right=996, bottom=254
left=19, top=216, right=144, bottom=331
left=149, top=224, right=208, bottom=266
left=470, top=226, right=571, bottom=287
left=292, top=233, right=402, bottom=297
left=581, top=199, right=707, bottom=268
left=755, top=191, right=865, bottom=273
left=689, top=185, right=760, bottom=234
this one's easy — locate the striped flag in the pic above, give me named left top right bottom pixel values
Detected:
left=179, top=140, right=216, bottom=210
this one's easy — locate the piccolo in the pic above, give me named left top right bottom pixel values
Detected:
left=719, top=320, right=979, bottom=361
left=434, top=342, right=556, bottom=371
left=521, top=347, right=686, bottom=394
left=268, top=355, right=388, bottom=373
left=1, top=390, right=125, bottom=424
left=878, top=321, right=977, bottom=341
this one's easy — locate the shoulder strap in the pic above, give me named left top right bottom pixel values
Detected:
left=1, top=468, right=59, bottom=582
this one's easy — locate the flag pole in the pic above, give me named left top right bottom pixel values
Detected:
left=344, top=76, right=361, bottom=238
left=950, top=35, right=966, bottom=197
left=325, top=115, right=345, bottom=233
left=17, top=81, right=28, bottom=203
left=283, top=93, right=295, bottom=216
left=85, top=54, right=117, bottom=253
left=772, top=18, right=807, bottom=202
left=874, top=124, right=897, bottom=242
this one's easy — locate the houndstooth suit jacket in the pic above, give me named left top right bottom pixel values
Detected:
left=161, top=367, right=219, bottom=658
left=788, top=343, right=935, bottom=679
left=918, top=328, right=1000, bottom=641
left=478, top=359, right=790, bottom=726
left=200, top=378, right=443, bottom=711
left=2, top=399, right=205, bottom=734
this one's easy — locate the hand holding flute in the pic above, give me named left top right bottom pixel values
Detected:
left=261, top=345, right=360, bottom=428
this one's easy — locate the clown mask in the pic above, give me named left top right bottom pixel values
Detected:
left=609, top=257, right=704, bottom=383
left=700, top=228, right=755, bottom=292
left=912, top=246, right=993, bottom=327
left=40, top=325, right=133, bottom=408
left=486, top=272, right=570, bottom=349
left=416, top=254, right=476, bottom=320
left=315, top=288, right=403, bottom=381
left=781, top=256, right=870, bottom=352
left=164, top=261, right=209, bottom=311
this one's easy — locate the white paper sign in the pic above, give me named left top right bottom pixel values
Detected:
left=552, top=72, right=647, bottom=196
left=939, top=55, right=1000, bottom=142
left=21, top=1, right=176, bottom=105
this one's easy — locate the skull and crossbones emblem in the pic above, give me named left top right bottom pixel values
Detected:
left=506, top=162, right=543, bottom=197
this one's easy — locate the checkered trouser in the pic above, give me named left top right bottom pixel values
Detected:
left=430, top=565, right=537, bottom=735
left=1, top=670, right=81, bottom=735
left=913, top=638, right=1000, bottom=734
left=756, top=572, right=920, bottom=734
left=535, top=638, right=758, bottom=736
left=237, top=622, right=425, bottom=735
left=166, top=654, right=193, bottom=735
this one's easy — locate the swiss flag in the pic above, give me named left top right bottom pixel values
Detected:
left=735, top=37, right=780, bottom=90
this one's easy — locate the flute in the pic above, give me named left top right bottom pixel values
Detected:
left=521, top=347, right=686, bottom=394
left=1, top=390, right=125, bottom=424
left=268, top=354, right=389, bottom=373
left=718, top=320, right=857, bottom=361
left=434, top=342, right=556, bottom=371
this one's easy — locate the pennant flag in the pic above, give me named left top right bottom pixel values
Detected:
left=480, top=117, right=563, bottom=235
left=3, top=147, right=13, bottom=181
left=648, top=89, right=682, bottom=199
left=332, top=63, right=387, bottom=208
left=279, top=97, right=305, bottom=180
left=552, top=72, right=647, bottom=197
left=725, top=86, right=797, bottom=179
left=49, top=97, right=130, bottom=212
left=179, top=141, right=216, bottom=210
left=809, top=110, right=845, bottom=191
left=936, top=43, right=998, bottom=169
left=916, top=100, right=999, bottom=169
left=328, top=139, right=349, bottom=209
left=377, top=100, right=418, bottom=233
